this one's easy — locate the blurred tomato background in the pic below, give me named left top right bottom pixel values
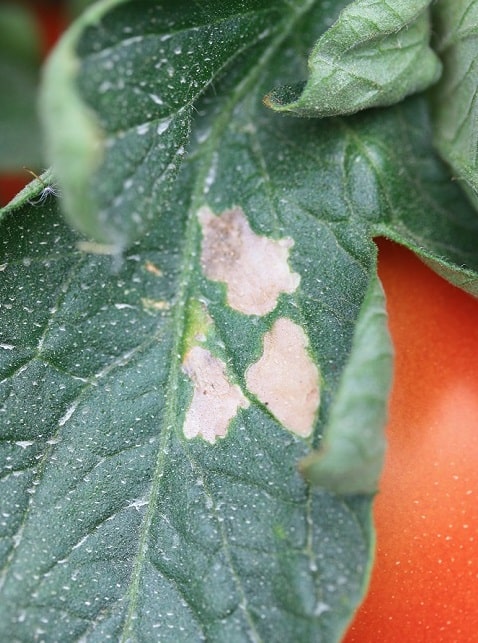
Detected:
left=345, top=240, right=478, bottom=642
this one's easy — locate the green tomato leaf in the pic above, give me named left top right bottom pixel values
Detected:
left=0, top=167, right=374, bottom=641
left=432, top=0, right=478, bottom=206
left=3, top=1, right=478, bottom=641
left=40, top=0, right=284, bottom=250
left=264, top=0, right=442, bottom=117
left=300, top=274, right=393, bottom=495
left=68, top=0, right=98, bottom=19
left=372, top=103, right=478, bottom=298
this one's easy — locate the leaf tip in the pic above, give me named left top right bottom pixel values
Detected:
left=298, top=447, right=381, bottom=496
left=262, top=82, right=306, bottom=115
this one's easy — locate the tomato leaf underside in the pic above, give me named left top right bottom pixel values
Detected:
left=431, top=0, right=478, bottom=206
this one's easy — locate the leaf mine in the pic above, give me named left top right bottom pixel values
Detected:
left=198, top=205, right=300, bottom=315
left=245, top=317, right=320, bottom=437
left=182, top=346, right=250, bottom=444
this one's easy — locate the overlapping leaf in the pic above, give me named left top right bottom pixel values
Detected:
left=300, top=275, right=392, bottom=494
left=264, top=0, right=441, bottom=117
left=40, top=0, right=285, bottom=249
left=432, top=0, right=478, bottom=207
left=2, top=1, right=478, bottom=641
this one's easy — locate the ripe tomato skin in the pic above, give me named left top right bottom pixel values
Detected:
left=345, top=239, right=478, bottom=642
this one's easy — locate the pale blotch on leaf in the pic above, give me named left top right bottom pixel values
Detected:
left=198, top=205, right=300, bottom=315
left=182, top=346, right=250, bottom=444
left=245, top=318, right=320, bottom=437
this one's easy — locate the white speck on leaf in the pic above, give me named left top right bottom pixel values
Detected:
left=136, top=123, right=150, bottom=135
left=149, top=93, right=164, bottom=105
left=15, top=441, right=34, bottom=449
left=59, top=402, right=79, bottom=427
left=204, top=153, right=218, bottom=194
left=157, top=117, right=172, bottom=135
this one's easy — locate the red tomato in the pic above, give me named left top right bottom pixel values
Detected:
left=345, top=239, right=478, bottom=642
left=30, top=2, right=68, bottom=58
left=0, top=2, right=68, bottom=205
left=0, top=174, right=30, bottom=206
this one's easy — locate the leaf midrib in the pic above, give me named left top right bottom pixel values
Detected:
left=119, top=0, right=318, bottom=639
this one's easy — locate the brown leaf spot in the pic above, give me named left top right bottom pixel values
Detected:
left=198, top=206, right=300, bottom=315
left=141, top=297, right=170, bottom=311
left=245, top=318, right=320, bottom=437
left=182, top=346, right=250, bottom=444
left=145, top=260, right=163, bottom=277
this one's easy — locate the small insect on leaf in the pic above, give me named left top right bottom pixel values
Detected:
left=24, top=167, right=61, bottom=204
